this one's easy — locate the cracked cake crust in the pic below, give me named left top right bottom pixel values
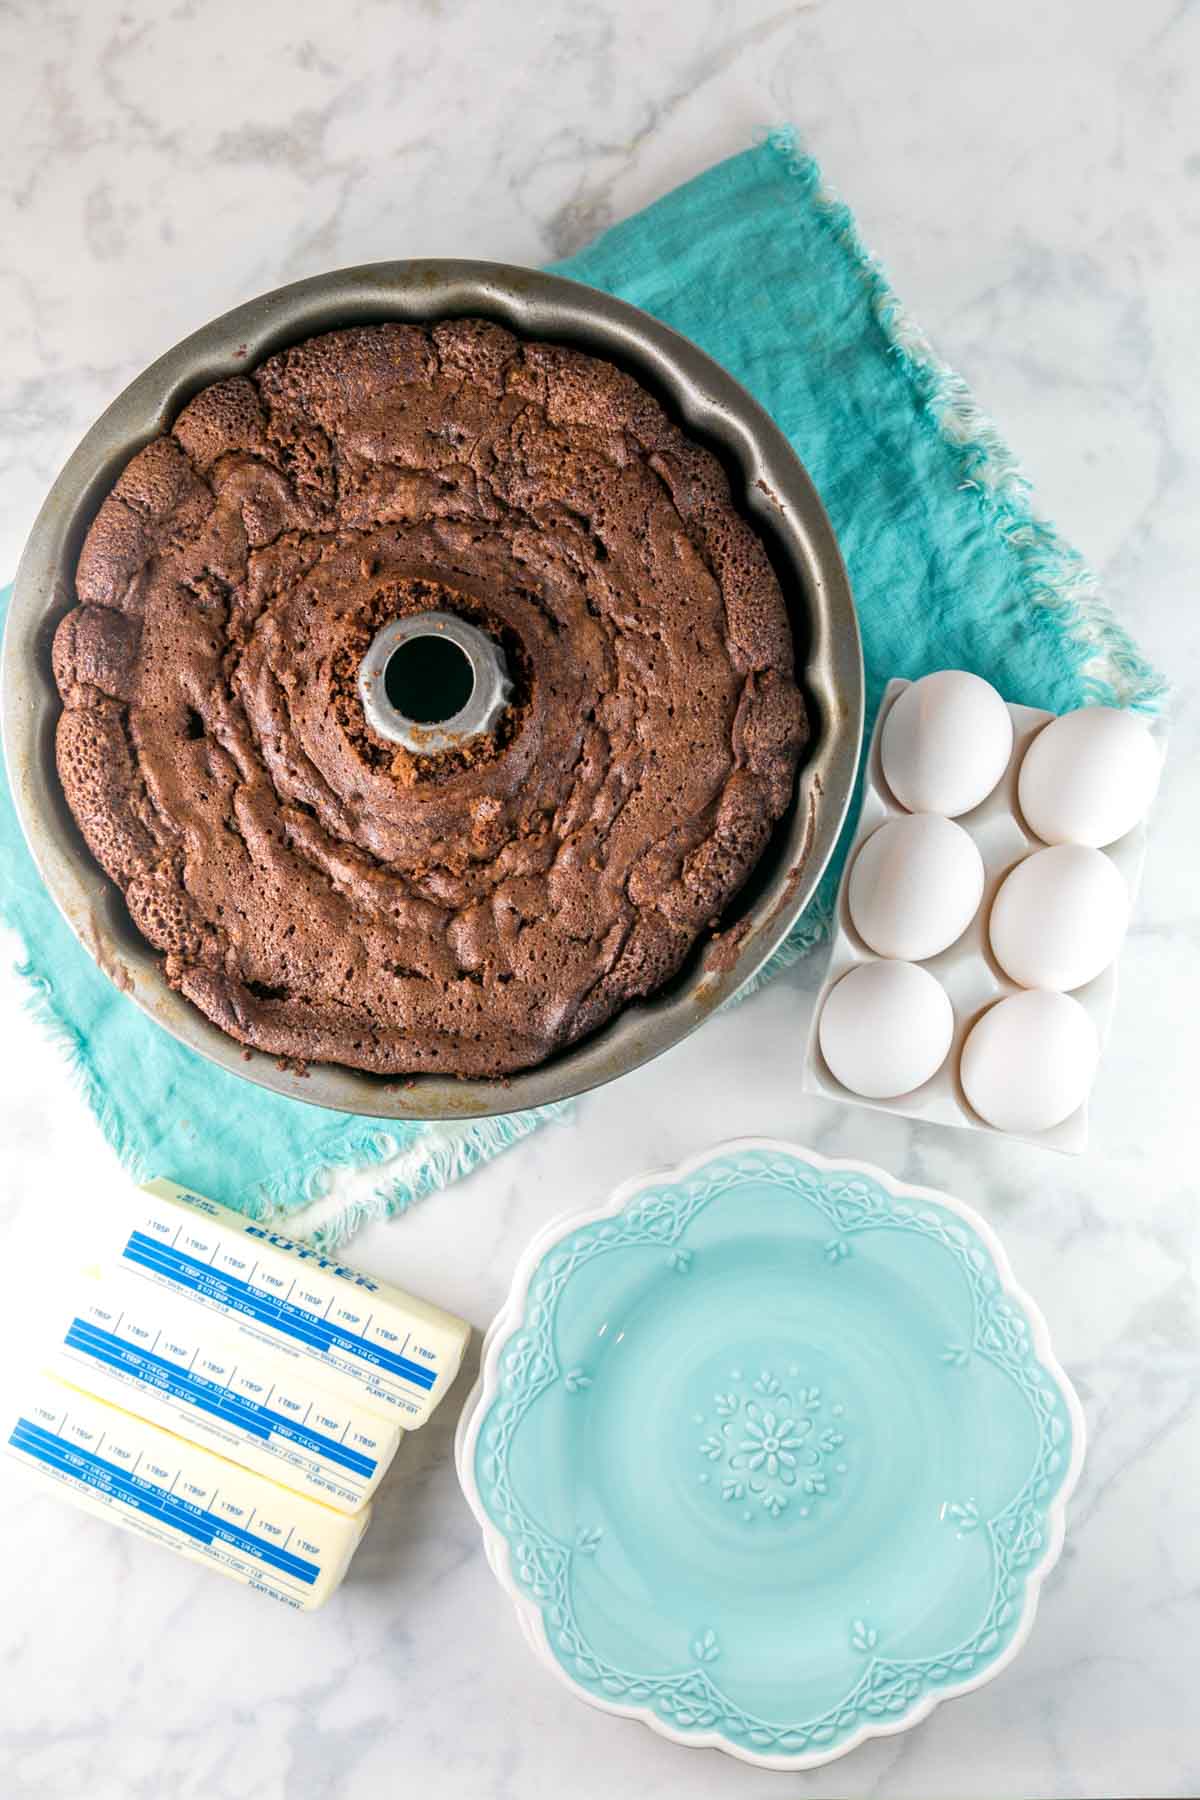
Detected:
left=54, top=319, right=808, bottom=1077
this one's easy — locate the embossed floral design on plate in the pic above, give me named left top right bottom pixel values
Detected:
left=696, top=1367, right=847, bottom=1521
left=457, top=1140, right=1085, bottom=1771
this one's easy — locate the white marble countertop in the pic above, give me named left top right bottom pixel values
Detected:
left=2, top=2, right=1197, bottom=1795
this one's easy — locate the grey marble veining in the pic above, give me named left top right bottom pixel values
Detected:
left=1, top=1, right=1198, bottom=1796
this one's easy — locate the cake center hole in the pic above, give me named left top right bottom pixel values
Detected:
left=383, top=633, right=475, bottom=724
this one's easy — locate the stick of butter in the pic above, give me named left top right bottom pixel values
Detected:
left=107, top=1180, right=470, bottom=1428
left=53, top=1273, right=402, bottom=1514
left=6, top=1375, right=368, bottom=1610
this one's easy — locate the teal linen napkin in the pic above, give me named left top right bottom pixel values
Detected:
left=0, top=131, right=1164, bottom=1244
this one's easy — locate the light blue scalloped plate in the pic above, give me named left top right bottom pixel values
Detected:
left=457, top=1140, right=1084, bottom=1770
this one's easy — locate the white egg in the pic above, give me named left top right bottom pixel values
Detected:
left=989, top=845, right=1128, bottom=991
left=960, top=990, right=1099, bottom=1134
left=818, top=961, right=954, bottom=1099
left=1017, top=705, right=1160, bottom=848
left=848, top=814, right=984, bottom=961
left=880, top=670, right=1014, bottom=817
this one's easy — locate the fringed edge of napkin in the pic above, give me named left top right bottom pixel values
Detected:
left=251, top=1104, right=573, bottom=1245
left=262, top=1104, right=572, bottom=1252
left=736, top=129, right=1169, bottom=1003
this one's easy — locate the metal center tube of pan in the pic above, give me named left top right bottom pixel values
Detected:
left=358, top=611, right=512, bottom=753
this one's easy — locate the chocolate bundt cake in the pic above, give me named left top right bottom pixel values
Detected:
left=54, top=320, right=807, bottom=1077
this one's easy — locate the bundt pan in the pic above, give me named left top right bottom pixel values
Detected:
left=2, top=262, right=863, bottom=1120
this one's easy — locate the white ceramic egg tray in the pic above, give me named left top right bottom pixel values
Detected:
left=803, top=679, right=1154, bottom=1153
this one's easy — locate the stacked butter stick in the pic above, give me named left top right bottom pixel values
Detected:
left=5, top=1180, right=470, bottom=1610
